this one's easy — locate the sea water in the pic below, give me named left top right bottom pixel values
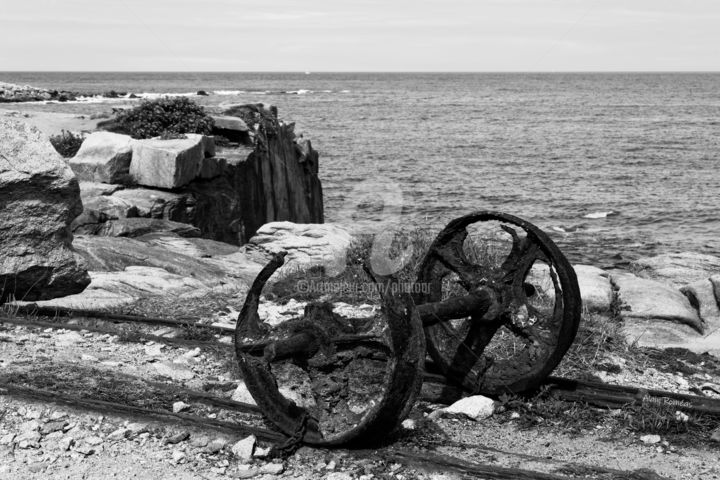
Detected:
left=2, top=72, right=719, bottom=265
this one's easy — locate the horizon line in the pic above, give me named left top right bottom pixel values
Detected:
left=1, top=70, right=720, bottom=74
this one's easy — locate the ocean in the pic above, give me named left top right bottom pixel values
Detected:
left=2, top=72, right=719, bottom=266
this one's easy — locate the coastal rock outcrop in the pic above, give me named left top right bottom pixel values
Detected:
left=611, top=272, right=703, bottom=332
left=86, top=105, right=323, bottom=244
left=248, top=222, right=353, bottom=276
left=528, top=263, right=613, bottom=312
left=632, top=252, right=720, bottom=287
left=69, top=131, right=133, bottom=184
left=0, top=119, right=90, bottom=303
left=0, top=82, right=78, bottom=103
left=25, top=233, right=270, bottom=310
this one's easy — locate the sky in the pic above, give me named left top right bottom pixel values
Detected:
left=1, top=0, right=719, bottom=71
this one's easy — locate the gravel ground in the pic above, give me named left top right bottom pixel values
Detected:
left=1, top=312, right=719, bottom=480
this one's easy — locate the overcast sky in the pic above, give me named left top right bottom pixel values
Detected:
left=1, top=0, right=718, bottom=71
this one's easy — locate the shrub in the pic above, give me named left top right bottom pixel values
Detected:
left=49, top=130, right=84, bottom=158
left=113, top=97, right=214, bottom=139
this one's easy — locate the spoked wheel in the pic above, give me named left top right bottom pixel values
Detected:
left=234, top=253, right=425, bottom=447
left=415, top=211, right=581, bottom=396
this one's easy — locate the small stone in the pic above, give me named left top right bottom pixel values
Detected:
left=56, top=332, right=84, bottom=347
left=710, top=428, right=720, bottom=443
left=0, top=433, right=15, bottom=445
left=675, top=411, right=689, bottom=423
left=154, top=362, right=195, bottom=381
left=233, top=467, right=259, bottom=479
left=259, top=463, right=284, bottom=475
left=510, top=412, right=521, bottom=419
left=107, top=428, right=129, bottom=440
left=27, top=462, right=48, bottom=473
left=190, top=435, right=209, bottom=448
left=442, top=395, right=495, bottom=421
left=231, top=381, right=257, bottom=405
left=41, top=420, right=67, bottom=435
left=15, top=430, right=41, bottom=448
left=401, top=419, right=416, bottom=430
left=204, top=437, right=229, bottom=454
left=326, top=460, right=337, bottom=470
left=165, top=431, right=190, bottom=444
left=326, top=473, right=353, bottom=480
left=74, top=444, right=95, bottom=456
left=81, top=354, right=99, bottom=362
left=126, top=422, right=149, bottom=436
left=253, top=446, right=271, bottom=458
left=640, top=434, right=662, bottom=444
left=59, top=437, right=75, bottom=451
left=25, top=409, right=42, bottom=420
left=84, top=436, right=104, bottom=446
left=172, top=450, right=186, bottom=464
left=172, top=401, right=191, bottom=413
left=21, top=420, right=41, bottom=432
left=231, top=435, right=256, bottom=461
left=144, top=344, right=164, bottom=357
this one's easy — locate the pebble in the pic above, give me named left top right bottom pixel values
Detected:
left=204, top=437, right=230, bottom=454
left=401, top=419, right=416, bottom=430
left=231, top=382, right=257, bottom=405
left=59, top=437, right=75, bottom=451
left=165, top=431, right=190, bottom=445
left=711, top=428, right=720, bottom=443
left=640, top=434, right=662, bottom=444
left=190, top=435, right=210, bottom=448
left=0, top=433, right=15, bottom=445
left=144, top=344, right=164, bottom=357
left=41, top=420, right=67, bottom=435
left=326, top=473, right=353, bottom=480
left=432, top=395, right=495, bottom=421
left=172, top=401, right=191, bottom=413
left=154, top=362, right=195, bottom=381
left=172, top=450, right=186, bottom=464
left=231, top=435, right=256, bottom=461
left=260, top=463, right=284, bottom=475
left=15, top=430, right=41, bottom=448
left=84, top=436, right=104, bottom=446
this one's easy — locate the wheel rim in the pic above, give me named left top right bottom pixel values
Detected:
left=234, top=254, right=425, bottom=446
left=415, top=211, right=582, bottom=395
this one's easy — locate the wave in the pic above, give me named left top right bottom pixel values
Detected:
left=583, top=210, right=619, bottom=219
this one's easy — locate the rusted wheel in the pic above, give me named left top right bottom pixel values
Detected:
left=415, top=211, right=581, bottom=396
left=234, top=253, right=425, bottom=447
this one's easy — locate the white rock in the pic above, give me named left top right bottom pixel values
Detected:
left=211, top=115, right=249, bottom=132
left=249, top=222, right=353, bottom=277
left=640, top=434, right=661, bottom=444
left=231, top=381, right=257, bottom=405
left=70, top=131, right=133, bottom=183
left=613, top=271, right=703, bottom=331
left=130, top=134, right=211, bottom=189
left=172, top=401, right=191, bottom=413
left=442, top=395, right=495, bottom=421
left=144, top=344, right=164, bottom=357
left=528, top=264, right=614, bottom=312
left=259, top=463, right=284, bottom=475
left=633, top=252, right=720, bottom=287
left=171, top=450, right=186, bottom=464
left=230, top=435, right=256, bottom=461
left=401, top=419, right=417, bottom=430
left=55, top=331, right=84, bottom=347
left=154, top=362, right=195, bottom=381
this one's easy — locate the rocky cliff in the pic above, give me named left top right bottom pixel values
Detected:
left=79, top=104, right=323, bottom=244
